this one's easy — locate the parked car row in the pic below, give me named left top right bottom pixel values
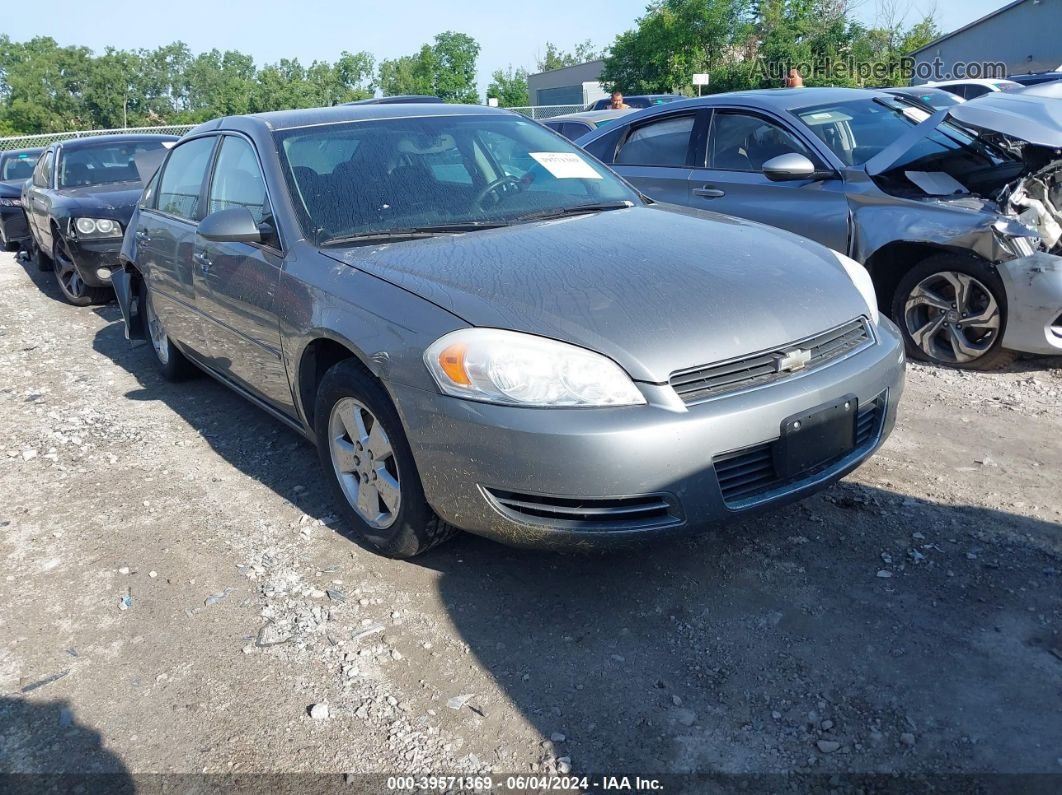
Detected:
left=4, top=81, right=1057, bottom=560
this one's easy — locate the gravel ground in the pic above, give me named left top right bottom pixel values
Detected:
left=1, top=250, right=1061, bottom=787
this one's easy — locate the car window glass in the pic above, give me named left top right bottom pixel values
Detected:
left=615, top=115, right=696, bottom=167
left=156, top=136, right=216, bottom=221
left=208, top=136, right=271, bottom=225
left=276, top=115, right=637, bottom=243
left=3, top=155, right=36, bottom=181
left=964, top=84, right=990, bottom=99
left=33, top=151, right=53, bottom=187
left=59, top=141, right=169, bottom=188
left=582, top=127, right=624, bottom=163
left=709, top=112, right=815, bottom=171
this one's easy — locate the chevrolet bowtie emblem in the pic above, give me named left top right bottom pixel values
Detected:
left=777, top=348, right=812, bottom=373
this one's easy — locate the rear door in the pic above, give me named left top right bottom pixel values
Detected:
left=196, top=134, right=293, bottom=414
left=140, top=134, right=219, bottom=355
left=609, top=109, right=708, bottom=204
left=687, top=108, right=851, bottom=252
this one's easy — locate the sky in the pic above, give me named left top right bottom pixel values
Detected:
left=4, top=0, right=1011, bottom=99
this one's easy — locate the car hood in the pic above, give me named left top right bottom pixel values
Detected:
left=323, top=205, right=869, bottom=383
left=0, top=180, right=24, bottom=198
left=52, top=183, right=145, bottom=218
left=867, top=95, right=1062, bottom=177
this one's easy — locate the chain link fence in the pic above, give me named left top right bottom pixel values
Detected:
left=507, top=104, right=586, bottom=119
left=0, top=124, right=195, bottom=152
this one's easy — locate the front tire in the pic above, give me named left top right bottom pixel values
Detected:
left=315, top=360, right=456, bottom=558
left=140, top=281, right=195, bottom=381
left=53, top=237, right=109, bottom=306
left=891, top=254, right=1016, bottom=371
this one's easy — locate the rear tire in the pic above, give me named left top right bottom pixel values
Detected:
left=140, top=281, right=195, bottom=381
left=314, top=359, right=457, bottom=558
left=53, top=237, right=109, bottom=306
left=891, top=254, right=1016, bottom=371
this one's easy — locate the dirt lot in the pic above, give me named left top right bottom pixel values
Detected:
left=1, top=249, right=1061, bottom=788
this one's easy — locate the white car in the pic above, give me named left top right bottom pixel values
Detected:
left=925, top=78, right=1023, bottom=100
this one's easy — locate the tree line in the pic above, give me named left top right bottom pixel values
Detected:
left=1, top=1, right=940, bottom=135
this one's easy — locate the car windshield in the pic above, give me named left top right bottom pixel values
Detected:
left=2, top=155, right=37, bottom=182
left=58, top=140, right=170, bottom=189
left=796, top=97, right=1012, bottom=167
left=275, top=114, right=639, bottom=243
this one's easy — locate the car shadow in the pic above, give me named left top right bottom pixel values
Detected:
left=69, top=257, right=1062, bottom=778
left=0, top=697, right=135, bottom=790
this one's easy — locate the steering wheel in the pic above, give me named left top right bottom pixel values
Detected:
left=473, top=175, right=521, bottom=209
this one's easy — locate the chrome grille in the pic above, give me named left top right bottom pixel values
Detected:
left=714, top=391, right=886, bottom=507
left=670, top=318, right=872, bottom=404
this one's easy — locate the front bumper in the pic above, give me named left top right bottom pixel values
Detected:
left=0, top=206, right=30, bottom=245
left=392, top=318, right=906, bottom=549
left=64, top=236, right=123, bottom=288
left=998, top=252, right=1062, bottom=355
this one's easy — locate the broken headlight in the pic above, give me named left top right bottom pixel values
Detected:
left=73, top=217, right=123, bottom=239
left=993, top=218, right=1040, bottom=257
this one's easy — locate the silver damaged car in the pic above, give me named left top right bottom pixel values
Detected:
left=113, top=104, right=905, bottom=557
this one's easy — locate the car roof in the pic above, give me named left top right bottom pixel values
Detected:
left=188, top=103, right=514, bottom=137
left=0, top=147, right=43, bottom=159
left=547, top=109, right=633, bottom=123
left=344, top=95, right=443, bottom=105
left=628, top=87, right=895, bottom=114
left=925, top=78, right=1019, bottom=87
left=58, top=133, right=180, bottom=151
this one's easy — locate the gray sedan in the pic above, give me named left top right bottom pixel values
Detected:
left=114, top=104, right=904, bottom=557
left=579, top=88, right=1062, bottom=370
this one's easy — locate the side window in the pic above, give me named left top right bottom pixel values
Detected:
left=582, top=126, right=624, bottom=163
left=709, top=112, right=815, bottom=172
left=615, top=115, right=696, bottom=167
left=156, top=136, right=216, bottom=221
left=207, top=136, right=271, bottom=224
left=33, top=151, right=53, bottom=187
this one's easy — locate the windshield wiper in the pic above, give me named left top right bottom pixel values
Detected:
left=509, top=200, right=635, bottom=224
left=321, top=222, right=508, bottom=246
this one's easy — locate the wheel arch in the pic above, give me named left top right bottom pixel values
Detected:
left=295, top=334, right=384, bottom=432
left=863, top=241, right=990, bottom=313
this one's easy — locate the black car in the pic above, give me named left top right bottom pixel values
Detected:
left=23, top=134, right=178, bottom=306
left=0, top=147, right=43, bottom=250
left=1007, top=71, right=1062, bottom=86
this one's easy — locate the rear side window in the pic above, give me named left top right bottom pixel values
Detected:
left=207, top=136, right=271, bottom=225
left=156, top=136, right=216, bottom=221
left=615, top=115, right=696, bottom=167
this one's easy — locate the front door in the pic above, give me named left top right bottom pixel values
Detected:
left=196, top=134, right=293, bottom=414
left=688, top=109, right=851, bottom=252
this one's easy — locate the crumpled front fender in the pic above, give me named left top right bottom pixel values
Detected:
left=997, top=252, right=1062, bottom=355
left=111, top=264, right=146, bottom=344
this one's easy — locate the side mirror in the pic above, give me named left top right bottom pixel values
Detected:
left=197, top=207, right=261, bottom=243
left=762, top=153, right=818, bottom=181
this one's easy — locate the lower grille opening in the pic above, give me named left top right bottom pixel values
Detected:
left=714, top=391, right=887, bottom=507
left=484, top=488, right=680, bottom=531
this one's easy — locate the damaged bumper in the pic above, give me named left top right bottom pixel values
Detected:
left=998, top=252, right=1062, bottom=354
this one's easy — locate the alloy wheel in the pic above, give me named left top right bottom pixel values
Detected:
left=53, top=241, right=91, bottom=301
left=328, top=397, right=401, bottom=529
left=142, top=290, right=170, bottom=365
left=903, top=270, right=1000, bottom=365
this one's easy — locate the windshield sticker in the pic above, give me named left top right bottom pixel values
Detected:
left=529, top=152, right=602, bottom=179
left=902, top=106, right=931, bottom=123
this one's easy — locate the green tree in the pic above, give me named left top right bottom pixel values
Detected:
left=486, top=65, right=529, bottom=106
left=537, top=40, right=604, bottom=71
left=378, top=31, right=480, bottom=103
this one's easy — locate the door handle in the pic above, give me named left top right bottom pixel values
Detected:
left=693, top=187, right=726, bottom=198
left=193, top=251, right=213, bottom=273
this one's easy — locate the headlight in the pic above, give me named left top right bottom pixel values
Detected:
left=424, top=328, right=646, bottom=407
left=830, top=250, right=879, bottom=325
left=0, top=197, right=20, bottom=207
left=73, top=217, right=122, bottom=239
